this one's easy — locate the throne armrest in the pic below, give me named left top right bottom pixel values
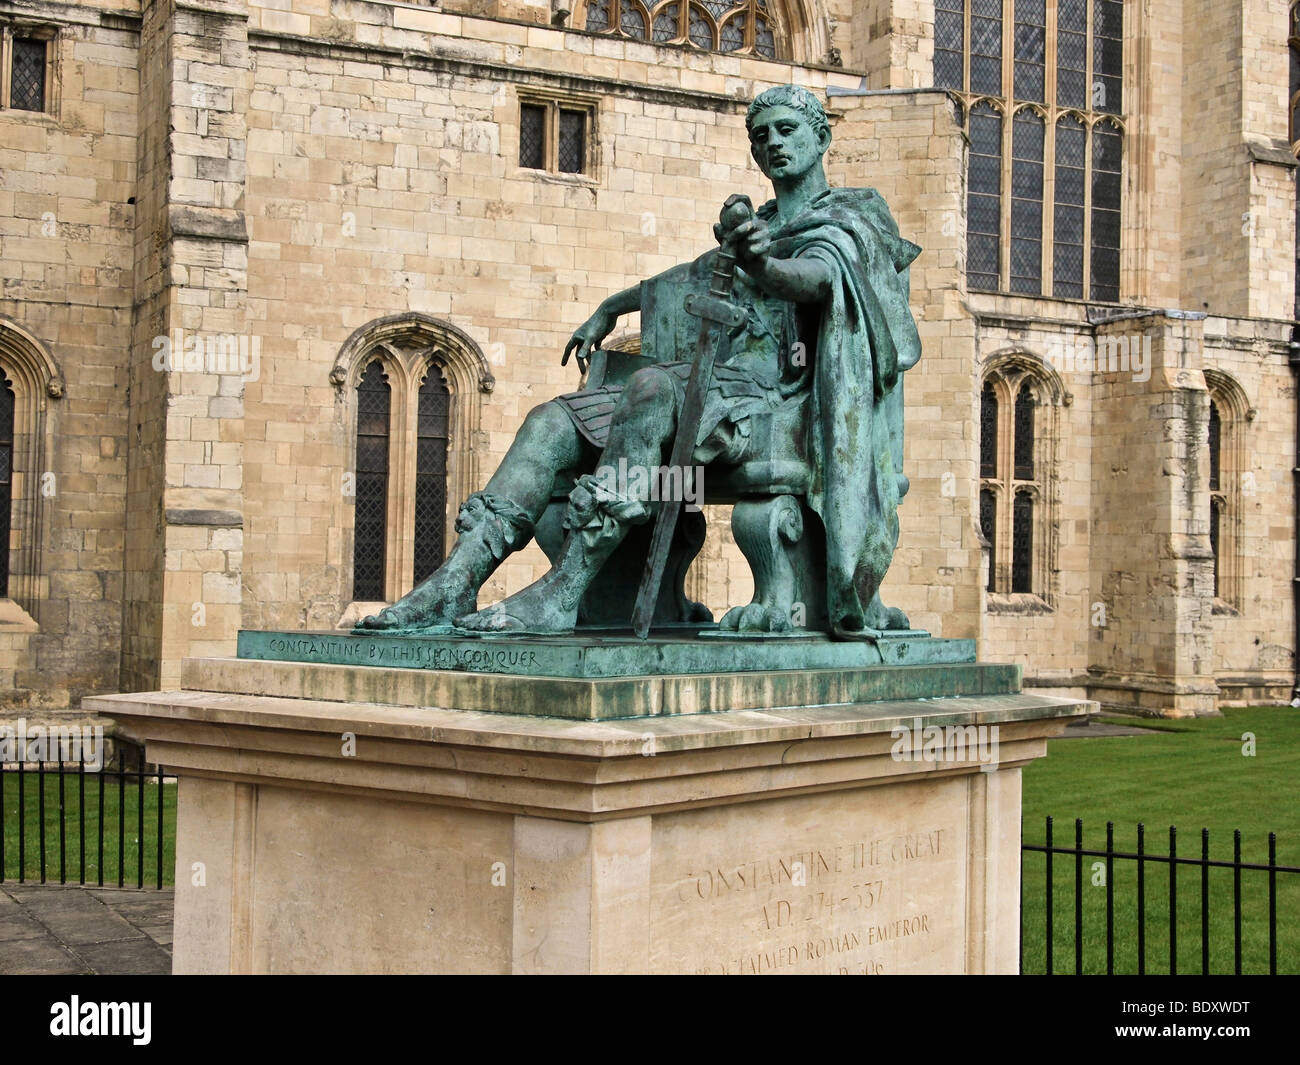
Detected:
left=584, top=348, right=657, bottom=391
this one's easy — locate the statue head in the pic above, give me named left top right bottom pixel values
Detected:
left=746, top=85, right=830, bottom=143
left=745, top=86, right=831, bottom=184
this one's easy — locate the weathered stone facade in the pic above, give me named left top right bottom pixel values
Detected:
left=0, top=0, right=1294, bottom=715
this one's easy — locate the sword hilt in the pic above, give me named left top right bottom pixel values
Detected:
left=711, top=195, right=753, bottom=299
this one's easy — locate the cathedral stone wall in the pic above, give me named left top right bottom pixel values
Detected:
left=0, top=0, right=1296, bottom=715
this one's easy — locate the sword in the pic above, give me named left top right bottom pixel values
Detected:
left=631, top=194, right=753, bottom=639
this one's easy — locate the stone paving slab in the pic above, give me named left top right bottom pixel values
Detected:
left=0, top=884, right=173, bottom=975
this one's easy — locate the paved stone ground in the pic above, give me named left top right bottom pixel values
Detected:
left=0, top=883, right=173, bottom=975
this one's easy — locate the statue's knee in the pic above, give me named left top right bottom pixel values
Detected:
left=621, top=367, right=674, bottom=415
left=522, top=400, right=570, bottom=438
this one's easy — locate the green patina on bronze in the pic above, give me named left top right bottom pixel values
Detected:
left=350, top=86, right=924, bottom=644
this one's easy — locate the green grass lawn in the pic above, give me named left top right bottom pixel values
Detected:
left=1020, top=706, right=1300, bottom=975
left=0, top=766, right=176, bottom=888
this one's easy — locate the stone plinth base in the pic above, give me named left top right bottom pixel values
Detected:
left=88, top=658, right=1091, bottom=974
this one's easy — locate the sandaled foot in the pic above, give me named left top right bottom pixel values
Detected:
left=455, top=571, right=580, bottom=635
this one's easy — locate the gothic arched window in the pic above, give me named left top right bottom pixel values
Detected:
left=980, top=358, right=1058, bottom=601
left=0, top=375, right=14, bottom=598
left=585, top=0, right=781, bottom=59
left=936, top=0, right=1125, bottom=300
left=413, top=364, right=451, bottom=586
left=334, top=314, right=494, bottom=612
left=352, top=359, right=391, bottom=603
left=1203, top=372, right=1251, bottom=611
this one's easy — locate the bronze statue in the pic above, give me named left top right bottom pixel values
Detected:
left=359, top=85, right=922, bottom=638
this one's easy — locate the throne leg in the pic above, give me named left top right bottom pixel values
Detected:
left=721, top=495, right=826, bottom=633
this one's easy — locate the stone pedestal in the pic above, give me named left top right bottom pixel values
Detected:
left=87, top=634, right=1091, bottom=974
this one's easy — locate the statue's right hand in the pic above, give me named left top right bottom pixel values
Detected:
left=562, top=308, right=614, bottom=373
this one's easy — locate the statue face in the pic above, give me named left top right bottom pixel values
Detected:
left=749, top=104, right=829, bottom=182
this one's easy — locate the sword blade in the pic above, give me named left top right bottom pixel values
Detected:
left=631, top=318, right=732, bottom=638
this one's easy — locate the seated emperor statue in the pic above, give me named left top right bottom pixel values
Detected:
left=360, top=84, right=922, bottom=637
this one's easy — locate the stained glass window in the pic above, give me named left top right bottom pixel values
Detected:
left=968, top=102, right=1003, bottom=292
left=1014, top=0, right=1046, bottom=104
left=10, top=38, right=46, bottom=113
left=0, top=376, right=13, bottom=598
left=520, top=104, right=545, bottom=170
left=1012, top=493, right=1033, bottom=593
left=980, top=488, right=998, bottom=592
left=353, top=360, right=390, bottom=602
left=1208, top=401, right=1221, bottom=493
left=1093, top=0, right=1124, bottom=114
left=1209, top=499, right=1221, bottom=598
left=1014, top=383, right=1035, bottom=480
left=413, top=365, right=451, bottom=585
left=1090, top=119, right=1123, bottom=302
left=941, top=2, right=1124, bottom=299
left=982, top=369, right=1048, bottom=600
left=980, top=383, right=998, bottom=478
left=1010, top=109, right=1045, bottom=294
left=558, top=110, right=586, bottom=174
left=588, top=0, right=780, bottom=59
left=1053, top=115, right=1087, bottom=298
left=970, top=0, right=1004, bottom=96
left=1056, top=0, right=1087, bottom=109
left=935, top=0, right=966, bottom=90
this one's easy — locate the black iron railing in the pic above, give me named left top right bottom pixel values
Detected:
left=0, top=743, right=172, bottom=890
left=1022, top=816, right=1299, bottom=975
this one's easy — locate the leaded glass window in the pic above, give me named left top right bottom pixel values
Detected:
left=1208, top=401, right=1221, bottom=493
left=413, top=365, right=451, bottom=585
left=586, top=0, right=782, bottom=59
left=1014, top=0, right=1046, bottom=104
left=1053, top=115, right=1087, bottom=298
left=980, top=383, right=998, bottom=478
left=936, top=1, right=1125, bottom=299
left=558, top=110, right=586, bottom=174
left=519, top=98, right=595, bottom=177
left=967, top=102, right=1003, bottom=294
left=1011, top=492, right=1033, bottom=592
left=519, top=104, right=545, bottom=170
left=353, top=360, right=390, bottom=602
left=980, top=488, right=997, bottom=593
left=10, top=38, right=45, bottom=113
left=1010, top=109, right=1045, bottom=294
left=1090, top=118, right=1123, bottom=302
left=1210, top=498, right=1221, bottom=598
left=1013, top=383, right=1035, bottom=479
left=0, top=376, right=13, bottom=598
left=981, top=366, right=1048, bottom=599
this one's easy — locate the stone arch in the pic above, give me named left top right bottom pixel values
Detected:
left=0, top=317, right=64, bottom=619
left=1202, top=368, right=1251, bottom=609
left=978, top=349, right=1060, bottom=605
left=333, top=315, right=492, bottom=611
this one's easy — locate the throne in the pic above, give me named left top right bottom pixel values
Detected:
left=535, top=345, right=830, bottom=634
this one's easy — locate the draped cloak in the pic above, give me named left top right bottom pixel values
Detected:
left=557, top=187, right=922, bottom=635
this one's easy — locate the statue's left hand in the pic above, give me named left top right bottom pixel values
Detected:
left=562, top=307, right=615, bottom=374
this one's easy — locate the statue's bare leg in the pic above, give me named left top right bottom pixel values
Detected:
left=358, top=401, right=588, bottom=630
left=457, top=367, right=677, bottom=634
